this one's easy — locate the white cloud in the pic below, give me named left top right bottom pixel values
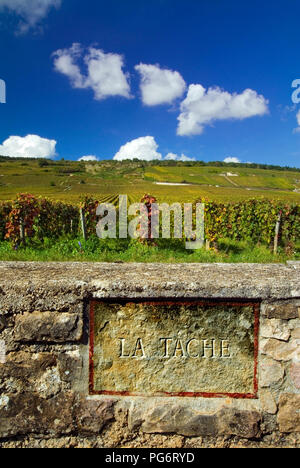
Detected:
left=223, top=157, right=241, bottom=163
left=53, top=43, right=84, bottom=88
left=113, top=139, right=195, bottom=162
left=0, top=0, right=61, bottom=33
left=53, top=43, right=131, bottom=101
left=177, top=84, right=269, bottom=136
left=135, top=63, right=186, bottom=106
left=86, top=47, right=131, bottom=100
left=165, top=152, right=195, bottom=162
left=113, top=136, right=162, bottom=161
left=78, top=155, right=98, bottom=162
left=0, top=135, right=57, bottom=158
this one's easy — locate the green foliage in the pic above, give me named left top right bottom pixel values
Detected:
left=0, top=201, right=11, bottom=241
left=80, top=196, right=99, bottom=236
left=199, top=199, right=300, bottom=246
left=0, top=195, right=298, bottom=254
left=36, top=198, right=79, bottom=240
left=5, top=194, right=40, bottom=247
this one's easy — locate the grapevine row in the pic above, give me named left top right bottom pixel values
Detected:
left=0, top=194, right=299, bottom=248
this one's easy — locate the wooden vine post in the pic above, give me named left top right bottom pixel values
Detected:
left=80, top=207, right=87, bottom=241
left=140, top=194, right=157, bottom=244
left=19, top=218, right=25, bottom=245
left=273, top=210, right=282, bottom=255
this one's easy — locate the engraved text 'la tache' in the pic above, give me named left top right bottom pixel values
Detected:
left=119, top=337, right=231, bottom=359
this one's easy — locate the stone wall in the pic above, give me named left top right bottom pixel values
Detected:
left=0, top=261, right=299, bottom=448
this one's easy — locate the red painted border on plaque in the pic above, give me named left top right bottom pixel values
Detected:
left=89, top=300, right=260, bottom=399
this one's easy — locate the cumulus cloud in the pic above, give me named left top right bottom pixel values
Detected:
left=135, top=63, right=186, bottom=106
left=53, top=43, right=84, bottom=88
left=0, top=0, right=61, bottom=34
left=165, top=152, right=195, bottom=162
left=53, top=43, right=131, bottom=101
left=113, top=138, right=196, bottom=162
left=78, top=155, right=98, bottom=162
left=113, top=136, right=162, bottom=161
left=223, top=157, right=241, bottom=163
left=177, top=85, right=269, bottom=136
left=0, top=135, right=57, bottom=158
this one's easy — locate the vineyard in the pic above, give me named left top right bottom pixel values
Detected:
left=1, top=158, right=300, bottom=205
left=0, top=194, right=299, bottom=254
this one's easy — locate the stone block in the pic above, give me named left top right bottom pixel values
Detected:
left=14, top=311, right=83, bottom=343
left=129, top=404, right=261, bottom=439
left=76, top=398, right=115, bottom=434
left=260, top=390, right=278, bottom=415
left=58, top=351, right=83, bottom=383
left=261, top=339, right=298, bottom=362
left=278, top=394, right=300, bottom=433
left=259, top=357, right=284, bottom=387
left=0, top=392, right=75, bottom=438
left=292, top=328, right=300, bottom=339
left=260, top=319, right=291, bottom=341
left=0, top=352, right=64, bottom=398
left=264, top=304, right=299, bottom=320
left=290, top=363, right=300, bottom=390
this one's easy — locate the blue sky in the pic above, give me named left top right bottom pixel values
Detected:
left=0, top=0, right=300, bottom=166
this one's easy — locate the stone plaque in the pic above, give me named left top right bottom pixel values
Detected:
left=89, top=301, right=259, bottom=398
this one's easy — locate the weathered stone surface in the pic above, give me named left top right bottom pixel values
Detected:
left=260, top=319, right=291, bottom=341
left=264, top=304, right=299, bottom=320
left=58, top=351, right=83, bottom=383
left=91, top=301, right=257, bottom=396
left=261, top=339, right=298, bottom=362
left=76, top=398, right=115, bottom=434
left=278, top=394, right=300, bottom=433
left=260, top=390, right=277, bottom=415
left=14, top=311, right=83, bottom=343
left=288, top=319, right=300, bottom=330
left=0, top=352, right=58, bottom=395
left=259, top=357, right=285, bottom=387
left=0, top=317, right=6, bottom=333
left=0, top=392, right=75, bottom=438
left=290, top=363, right=300, bottom=389
left=0, top=262, right=299, bottom=304
left=291, top=340, right=300, bottom=361
left=218, top=409, right=261, bottom=438
left=0, top=354, right=62, bottom=398
left=292, top=328, right=300, bottom=339
left=129, top=404, right=261, bottom=438
left=36, top=367, right=62, bottom=399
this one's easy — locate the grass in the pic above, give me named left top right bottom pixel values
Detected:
left=0, top=237, right=298, bottom=263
